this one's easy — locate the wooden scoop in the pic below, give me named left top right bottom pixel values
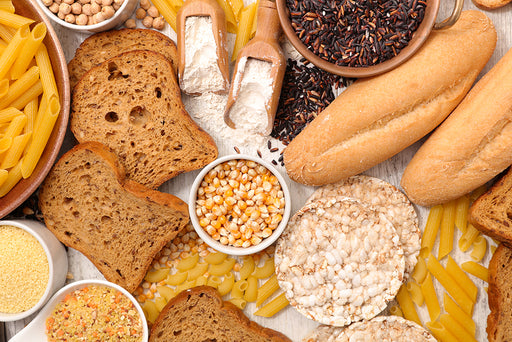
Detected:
left=176, top=0, right=230, bottom=95
left=224, top=0, right=286, bottom=136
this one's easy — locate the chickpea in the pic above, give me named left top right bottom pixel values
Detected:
left=139, top=0, right=151, bottom=10
left=152, top=16, right=165, bottom=30
left=101, top=0, right=113, bottom=5
left=147, top=5, right=159, bottom=18
left=142, top=15, right=153, bottom=28
left=64, top=13, right=76, bottom=23
left=90, top=2, right=101, bottom=14
left=124, top=18, right=136, bottom=29
left=76, top=13, right=88, bottom=25
left=49, top=3, right=60, bottom=13
left=87, top=15, right=96, bottom=25
left=82, top=3, right=92, bottom=15
left=135, top=8, right=146, bottom=19
left=42, top=0, right=53, bottom=6
left=57, top=11, right=66, bottom=19
left=71, top=2, right=82, bottom=14
left=63, top=0, right=74, bottom=4
left=93, top=11, right=105, bottom=23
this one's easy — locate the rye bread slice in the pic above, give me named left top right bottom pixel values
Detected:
left=68, top=28, right=178, bottom=89
left=149, top=286, right=291, bottom=342
left=39, top=142, right=189, bottom=293
left=487, top=244, right=512, bottom=342
left=71, top=49, right=218, bottom=189
left=469, top=168, right=512, bottom=246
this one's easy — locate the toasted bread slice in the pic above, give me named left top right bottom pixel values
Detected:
left=149, top=286, right=291, bottom=342
left=487, top=244, right=512, bottom=341
left=68, top=28, right=178, bottom=89
left=71, top=49, right=218, bottom=189
left=39, top=142, right=189, bottom=293
left=469, top=168, right=512, bottom=246
left=472, top=0, right=512, bottom=10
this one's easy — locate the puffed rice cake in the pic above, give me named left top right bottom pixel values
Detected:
left=306, top=175, right=420, bottom=280
left=275, top=197, right=405, bottom=326
left=303, top=316, right=436, bottom=342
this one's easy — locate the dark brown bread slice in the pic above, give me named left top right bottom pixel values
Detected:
left=68, top=28, right=178, bottom=89
left=469, top=168, right=512, bottom=246
left=71, top=49, right=218, bottom=189
left=39, top=142, right=189, bottom=293
left=487, top=244, right=512, bottom=341
left=149, top=286, right=292, bottom=342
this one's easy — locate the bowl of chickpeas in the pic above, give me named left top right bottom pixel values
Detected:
left=36, top=0, right=138, bottom=32
left=189, top=154, right=291, bottom=256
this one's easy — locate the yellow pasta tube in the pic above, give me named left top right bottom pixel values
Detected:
left=426, top=253, right=473, bottom=314
left=0, top=136, right=10, bottom=153
left=239, top=255, right=255, bottom=280
left=35, top=44, right=58, bottom=99
left=420, top=273, right=440, bottom=321
left=144, top=268, right=170, bottom=283
left=420, top=204, right=443, bottom=258
left=208, top=257, right=236, bottom=276
left=2, top=113, right=25, bottom=140
left=21, top=94, right=59, bottom=178
left=195, top=274, right=208, bottom=286
left=11, top=22, right=46, bottom=79
left=9, top=80, right=42, bottom=110
left=254, top=292, right=289, bottom=317
left=438, top=199, right=456, bottom=259
left=252, top=257, right=274, bottom=279
left=470, top=235, right=487, bottom=262
left=150, top=0, right=178, bottom=31
left=439, top=314, right=477, bottom=342
left=411, top=256, right=427, bottom=284
left=0, top=9, right=34, bottom=29
left=167, top=0, right=184, bottom=11
left=154, top=296, right=167, bottom=312
left=389, top=305, right=403, bottom=317
left=395, top=285, right=421, bottom=325
left=426, top=321, right=459, bottom=342
left=0, top=132, right=30, bottom=169
left=0, top=168, right=7, bottom=187
left=187, top=262, right=208, bottom=281
left=217, top=272, right=235, bottom=296
left=256, top=274, right=279, bottom=307
left=0, top=24, right=29, bottom=80
left=0, top=78, right=8, bottom=99
left=157, top=285, right=176, bottom=301
left=445, top=255, right=477, bottom=302
left=406, top=281, right=424, bottom=306
left=216, top=0, right=237, bottom=33
left=443, top=293, right=476, bottom=336
left=143, top=301, right=159, bottom=323
left=230, top=0, right=244, bottom=20
left=165, top=271, right=187, bottom=286
left=0, top=2, right=14, bottom=14
left=228, top=297, right=247, bottom=310
left=250, top=0, right=259, bottom=37
left=231, top=2, right=257, bottom=61
left=461, top=261, right=488, bottom=282
left=454, top=195, right=469, bottom=233
left=0, top=159, right=21, bottom=196
left=231, top=279, right=248, bottom=299
left=243, top=276, right=258, bottom=302
left=459, top=224, right=480, bottom=252
left=0, top=65, right=40, bottom=110
left=206, top=276, right=222, bottom=288
left=176, top=252, right=199, bottom=271
left=0, top=107, right=21, bottom=124
left=204, top=252, right=228, bottom=265
left=0, top=23, right=14, bottom=42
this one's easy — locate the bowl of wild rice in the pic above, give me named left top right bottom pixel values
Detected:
left=276, top=0, right=463, bottom=77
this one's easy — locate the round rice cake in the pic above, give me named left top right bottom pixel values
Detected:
left=275, top=197, right=405, bottom=326
left=303, top=316, right=436, bottom=342
left=306, top=175, right=420, bottom=280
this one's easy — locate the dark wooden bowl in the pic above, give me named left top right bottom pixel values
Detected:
left=0, top=0, right=70, bottom=218
left=276, top=0, right=440, bottom=78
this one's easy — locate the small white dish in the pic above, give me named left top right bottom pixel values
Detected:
left=9, top=279, right=149, bottom=342
left=35, top=0, right=138, bottom=32
left=189, top=154, right=291, bottom=256
left=0, top=220, right=68, bottom=322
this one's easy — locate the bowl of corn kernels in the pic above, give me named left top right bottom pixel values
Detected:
left=189, top=154, right=291, bottom=256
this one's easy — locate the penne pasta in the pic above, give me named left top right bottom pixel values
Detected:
left=35, top=44, right=58, bottom=99
left=420, top=205, right=443, bottom=258
left=250, top=0, right=259, bottom=37
left=10, top=22, right=46, bottom=79
left=0, top=132, right=29, bottom=169
left=459, top=224, right=480, bottom=252
left=252, top=257, right=274, bottom=279
left=228, top=297, right=247, bottom=310
left=0, top=2, right=14, bottom=14
left=426, top=253, right=473, bottom=314
left=243, top=276, right=258, bottom=302
left=0, top=158, right=20, bottom=196
left=443, top=293, right=476, bottom=336
left=0, top=9, right=34, bottom=29
left=411, top=256, right=427, bottom=284
left=167, top=0, right=184, bottom=12
left=470, top=235, right=487, bottom=262
left=239, top=255, right=255, bottom=280
left=445, top=255, right=478, bottom=302
left=0, top=78, right=8, bottom=99
left=231, top=2, right=257, bottom=61
left=406, top=281, right=424, bottom=306
left=254, top=292, right=288, bottom=317
left=230, top=0, right=244, bottom=20
left=0, top=23, right=14, bottom=42
left=9, top=80, right=42, bottom=111
left=216, top=0, right=237, bottom=33
left=0, top=168, right=7, bottom=187
left=396, top=285, right=421, bottom=325
left=0, top=24, right=29, bottom=80
left=454, top=195, right=469, bottom=233
left=438, top=199, right=456, bottom=259
left=151, top=0, right=178, bottom=31
left=2, top=113, right=25, bottom=140
left=439, top=314, right=477, bottom=342
left=256, top=274, right=279, bottom=307
left=461, top=261, right=489, bottom=282
left=426, top=321, right=459, bottom=342
left=0, top=65, right=40, bottom=110
left=420, top=273, right=440, bottom=321
left=389, top=305, right=403, bottom=317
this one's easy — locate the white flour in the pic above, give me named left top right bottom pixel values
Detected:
left=227, top=57, right=273, bottom=134
left=181, top=16, right=226, bottom=94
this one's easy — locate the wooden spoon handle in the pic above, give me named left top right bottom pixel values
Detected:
left=254, top=0, right=282, bottom=43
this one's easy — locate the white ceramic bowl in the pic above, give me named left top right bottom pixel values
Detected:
left=189, top=154, right=291, bottom=256
left=0, top=220, right=68, bottom=322
left=35, top=0, right=138, bottom=32
left=9, top=279, right=149, bottom=342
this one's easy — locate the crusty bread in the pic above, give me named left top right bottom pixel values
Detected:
left=487, top=244, right=512, bottom=341
left=283, top=10, right=496, bottom=186
left=401, top=42, right=512, bottom=207
left=149, top=286, right=291, bottom=342
left=39, top=142, right=189, bottom=293
left=68, top=28, right=178, bottom=89
left=472, top=0, right=512, bottom=10
left=468, top=168, right=512, bottom=245
left=71, top=49, right=218, bottom=189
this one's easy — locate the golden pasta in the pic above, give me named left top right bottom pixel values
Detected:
left=10, top=22, right=45, bottom=80
left=0, top=66, right=39, bottom=110
left=216, top=0, right=237, bottom=33
left=0, top=25, right=28, bottom=80
left=420, top=204, right=443, bottom=258
left=231, top=279, right=248, bottom=299
left=438, top=199, right=456, bottom=259
left=243, top=276, right=258, bottom=302
left=217, top=272, right=235, bottom=296
left=231, top=2, right=257, bottom=61
left=0, top=10, right=34, bottom=29
left=426, top=321, right=459, bottom=342
left=165, top=271, right=188, bottom=286
left=461, top=261, right=489, bottom=282
left=239, top=255, right=255, bottom=280
left=439, top=314, right=477, bottom=342
left=176, top=252, right=199, bottom=271
left=252, top=257, right=274, bottom=279
left=254, top=292, right=288, bottom=317
left=420, top=273, right=440, bottom=321
left=256, top=274, right=279, bottom=307
left=228, top=297, right=247, bottom=310
left=454, top=195, right=469, bottom=233
left=406, top=281, right=424, bottom=306
left=443, top=293, right=476, bottom=336
left=204, top=252, right=228, bottom=265
left=208, top=257, right=236, bottom=276
left=411, top=256, right=427, bottom=284
left=389, top=305, right=403, bottom=317
left=445, top=255, right=478, bottom=302
left=396, top=285, right=421, bottom=325
left=470, top=235, right=487, bottom=262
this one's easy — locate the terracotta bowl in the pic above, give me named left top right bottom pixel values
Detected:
left=276, top=0, right=461, bottom=78
left=0, top=1, right=70, bottom=218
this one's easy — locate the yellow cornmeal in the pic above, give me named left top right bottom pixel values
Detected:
left=0, top=225, right=49, bottom=313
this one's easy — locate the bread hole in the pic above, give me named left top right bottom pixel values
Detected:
left=190, top=158, right=197, bottom=163
left=107, top=62, right=130, bottom=80
left=101, top=42, right=112, bottom=49
left=63, top=197, right=74, bottom=204
left=86, top=103, right=98, bottom=109
left=129, top=106, right=150, bottom=127
left=157, top=332, right=163, bottom=338
left=64, top=231, right=73, bottom=237
left=130, top=141, right=135, bottom=147
left=507, top=210, right=512, bottom=221
left=161, top=129, right=166, bottom=136
left=174, top=144, right=183, bottom=151
left=155, top=87, right=162, bottom=98
left=173, top=331, right=182, bottom=336
left=101, top=215, right=111, bottom=223
left=134, top=152, right=146, bottom=162
left=72, top=211, right=79, bottom=218
left=79, top=174, right=91, bottom=183
left=85, top=162, right=91, bottom=169
left=151, top=72, right=157, bottom=78
left=116, top=269, right=123, bottom=278
left=105, top=111, right=119, bottom=123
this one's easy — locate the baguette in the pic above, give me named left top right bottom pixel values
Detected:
left=283, top=10, right=496, bottom=186
left=401, top=44, right=512, bottom=206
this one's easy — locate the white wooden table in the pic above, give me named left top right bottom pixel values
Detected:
left=6, top=0, right=512, bottom=340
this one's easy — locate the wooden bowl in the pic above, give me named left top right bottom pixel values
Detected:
left=0, top=1, right=70, bottom=218
left=276, top=0, right=445, bottom=78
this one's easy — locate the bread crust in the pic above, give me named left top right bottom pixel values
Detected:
left=283, top=10, right=496, bottom=187
left=401, top=40, right=512, bottom=207
left=149, top=286, right=291, bottom=342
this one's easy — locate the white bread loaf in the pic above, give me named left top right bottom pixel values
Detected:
left=283, top=11, right=496, bottom=186
left=401, top=45, right=512, bottom=207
